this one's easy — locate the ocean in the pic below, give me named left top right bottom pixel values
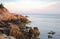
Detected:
left=26, top=14, right=60, bottom=39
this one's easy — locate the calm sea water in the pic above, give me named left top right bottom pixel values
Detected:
left=26, top=14, right=60, bottom=39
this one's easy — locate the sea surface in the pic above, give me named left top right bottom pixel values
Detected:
left=26, top=14, right=60, bottom=39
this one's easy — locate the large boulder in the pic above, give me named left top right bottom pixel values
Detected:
left=33, top=27, right=40, bottom=37
left=9, top=23, right=26, bottom=39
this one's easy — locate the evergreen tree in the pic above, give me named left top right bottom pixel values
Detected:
left=0, top=3, right=4, bottom=8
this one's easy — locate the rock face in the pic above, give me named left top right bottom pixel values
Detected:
left=0, top=3, right=40, bottom=39
left=0, top=34, right=16, bottom=39
left=33, top=27, right=40, bottom=37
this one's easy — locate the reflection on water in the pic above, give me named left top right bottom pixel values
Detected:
left=26, top=14, right=60, bottom=39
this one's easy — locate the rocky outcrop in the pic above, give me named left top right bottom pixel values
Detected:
left=0, top=34, right=16, bottom=39
left=0, top=3, right=40, bottom=39
left=48, top=31, right=55, bottom=35
left=48, top=31, right=55, bottom=38
left=33, top=27, right=40, bottom=37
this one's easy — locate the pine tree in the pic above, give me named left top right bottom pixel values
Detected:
left=0, top=3, right=4, bottom=8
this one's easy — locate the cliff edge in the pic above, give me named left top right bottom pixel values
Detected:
left=0, top=3, right=40, bottom=39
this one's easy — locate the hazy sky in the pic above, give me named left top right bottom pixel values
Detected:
left=1, top=0, right=60, bottom=14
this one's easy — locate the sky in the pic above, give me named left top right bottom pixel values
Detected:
left=1, top=0, right=60, bottom=14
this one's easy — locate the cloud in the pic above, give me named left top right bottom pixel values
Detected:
left=4, top=1, right=46, bottom=10
left=47, top=2, right=60, bottom=13
left=1, top=0, right=17, bottom=2
left=3, top=0, right=60, bottom=14
left=30, top=2, right=60, bottom=14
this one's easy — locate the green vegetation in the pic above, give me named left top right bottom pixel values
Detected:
left=0, top=3, right=4, bottom=8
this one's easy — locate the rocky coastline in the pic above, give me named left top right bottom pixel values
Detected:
left=0, top=3, right=40, bottom=39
